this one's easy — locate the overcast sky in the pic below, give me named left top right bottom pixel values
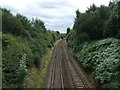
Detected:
left=0, top=0, right=110, bottom=33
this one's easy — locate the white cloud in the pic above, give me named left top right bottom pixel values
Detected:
left=0, top=0, right=110, bottom=33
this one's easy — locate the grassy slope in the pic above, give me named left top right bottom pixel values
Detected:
left=25, top=48, right=53, bottom=88
left=25, top=40, right=61, bottom=88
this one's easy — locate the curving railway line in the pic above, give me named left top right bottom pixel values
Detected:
left=45, top=39, right=94, bottom=89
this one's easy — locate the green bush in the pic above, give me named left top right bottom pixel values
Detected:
left=2, top=33, right=32, bottom=88
left=75, top=38, right=120, bottom=88
left=2, top=8, right=61, bottom=88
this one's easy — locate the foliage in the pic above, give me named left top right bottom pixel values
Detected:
left=72, top=2, right=120, bottom=44
left=2, top=9, right=25, bottom=36
left=75, top=38, right=120, bottom=88
left=2, top=8, right=60, bottom=88
left=67, top=1, right=120, bottom=88
left=66, top=28, right=70, bottom=35
left=2, top=34, right=32, bottom=88
left=67, top=29, right=77, bottom=49
left=31, top=18, right=46, bottom=33
left=60, top=33, right=66, bottom=39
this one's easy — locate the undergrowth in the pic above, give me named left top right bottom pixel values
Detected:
left=75, top=38, right=120, bottom=88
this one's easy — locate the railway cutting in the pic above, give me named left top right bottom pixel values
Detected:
left=45, top=39, right=95, bottom=89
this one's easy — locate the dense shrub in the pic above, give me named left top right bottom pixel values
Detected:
left=2, top=34, right=32, bottom=88
left=2, top=8, right=60, bottom=88
left=75, top=38, right=120, bottom=88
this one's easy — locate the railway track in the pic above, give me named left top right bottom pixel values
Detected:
left=46, top=40, right=94, bottom=89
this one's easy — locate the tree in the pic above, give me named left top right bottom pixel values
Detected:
left=76, top=9, right=81, bottom=18
left=2, top=8, right=24, bottom=36
left=56, top=31, right=60, bottom=34
left=31, top=18, right=46, bottom=33
left=117, top=1, right=120, bottom=38
left=86, top=4, right=97, bottom=13
left=16, top=14, right=31, bottom=30
left=66, top=28, right=70, bottom=35
left=103, top=2, right=119, bottom=38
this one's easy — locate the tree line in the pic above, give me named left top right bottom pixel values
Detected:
left=1, top=8, right=60, bottom=88
left=67, top=1, right=120, bottom=88
left=67, top=1, right=120, bottom=50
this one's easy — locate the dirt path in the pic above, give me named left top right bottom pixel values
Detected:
left=44, top=39, right=95, bottom=89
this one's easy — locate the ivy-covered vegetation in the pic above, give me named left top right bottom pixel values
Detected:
left=2, top=8, right=60, bottom=88
left=67, top=1, right=120, bottom=88
left=76, top=38, right=120, bottom=88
